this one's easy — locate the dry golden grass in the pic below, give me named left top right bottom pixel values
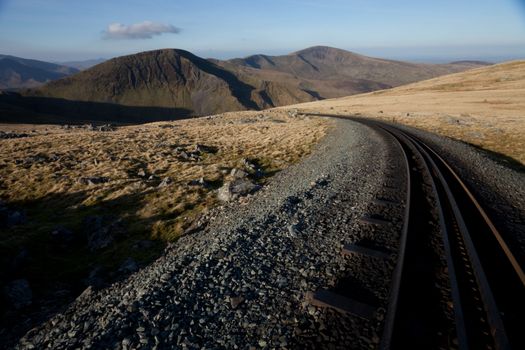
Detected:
left=285, top=60, right=525, bottom=165
left=0, top=111, right=328, bottom=240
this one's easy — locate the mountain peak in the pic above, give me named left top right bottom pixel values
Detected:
left=292, top=46, right=356, bottom=56
left=107, top=48, right=197, bottom=63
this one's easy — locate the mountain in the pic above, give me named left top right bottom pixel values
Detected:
left=33, top=49, right=264, bottom=114
left=21, top=49, right=319, bottom=117
left=59, top=58, right=107, bottom=70
left=221, top=46, right=491, bottom=98
left=0, top=47, right=490, bottom=123
left=0, top=55, right=79, bottom=89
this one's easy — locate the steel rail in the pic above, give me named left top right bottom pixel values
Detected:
left=379, top=123, right=519, bottom=350
left=413, top=135, right=525, bottom=286
left=376, top=124, right=472, bottom=350
left=376, top=126, right=412, bottom=350
left=400, top=129, right=510, bottom=350
left=302, top=113, right=523, bottom=349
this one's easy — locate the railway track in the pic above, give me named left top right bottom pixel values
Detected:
left=307, top=114, right=525, bottom=349
left=376, top=123, right=525, bottom=350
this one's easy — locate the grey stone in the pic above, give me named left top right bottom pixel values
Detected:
left=4, top=279, right=32, bottom=309
left=287, top=224, right=299, bottom=237
left=11, top=118, right=407, bottom=348
left=242, top=158, right=257, bottom=171
left=119, top=258, right=139, bottom=274
left=7, top=210, right=26, bottom=227
left=78, top=177, right=110, bottom=186
left=192, top=144, right=218, bottom=154
left=76, top=286, right=94, bottom=301
left=10, top=248, right=29, bottom=270
left=176, top=148, right=201, bottom=162
left=230, top=296, right=244, bottom=309
left=0, top=131, right=30, bottom=139
left=230, top=168, right=248, bottom=179
left=83, top=216, right=127, bottom=251
left=218, top=179, right=261, bottom=202
left=188, top=177, right=209, bottom=188
left=50, top=226, right=75, bottom=244
left=83, top=266, right=106, bottom=288
left=97, top=124, right=116, bottom=132
left=158, top=177, right=172, bottom=188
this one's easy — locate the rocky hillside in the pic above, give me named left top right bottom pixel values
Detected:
left=31, top=49, right=319, bottom=116
left=0, top=55, right=78, bottom=89
left=32, top=49, right=262, bottom=115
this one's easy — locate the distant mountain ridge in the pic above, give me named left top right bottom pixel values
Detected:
left=221, top=46, right=491, bottom=97
left=1, top=46, right=491, bottom=123
left=0, top=55, right=78, bottom=89
left=58, top=58, right=107, bottom=70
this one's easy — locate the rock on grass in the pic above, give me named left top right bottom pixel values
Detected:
left=217, top=179, right=261, bottom=202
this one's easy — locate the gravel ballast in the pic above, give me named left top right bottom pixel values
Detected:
left=16, top=118, right=399, bottom=349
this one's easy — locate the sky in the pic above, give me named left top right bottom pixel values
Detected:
left=0, top=0, right=525, bottom=63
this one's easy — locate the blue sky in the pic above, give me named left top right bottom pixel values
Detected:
left=1, top=0, right=524, bottom=62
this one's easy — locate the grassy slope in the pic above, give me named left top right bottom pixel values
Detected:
left=287, top=60, right=525, bottom=165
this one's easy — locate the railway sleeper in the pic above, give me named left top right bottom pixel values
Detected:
left=306, top=289, right=377, bottom=320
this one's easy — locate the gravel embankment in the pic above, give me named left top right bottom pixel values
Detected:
left=16, top=118, right=402, bottom=349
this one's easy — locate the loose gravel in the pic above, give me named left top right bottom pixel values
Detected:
left=15, top=119, right=400, bottom=350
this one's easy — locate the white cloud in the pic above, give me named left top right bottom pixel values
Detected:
left=103, top=21, right=181, bottom=40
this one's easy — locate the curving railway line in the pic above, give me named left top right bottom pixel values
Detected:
left=376, top=123, right=525, bottom=350
left=308, top=114, right=525, bottom=350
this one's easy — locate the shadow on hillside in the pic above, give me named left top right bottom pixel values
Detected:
left=0, top=92, right=193, bottom=125
left=0, top=187, right=175, bottom=346
left=464, top=142, right=525, bottom=173
left=177, top=50, right=260, bottom=110
left=302, top=89, right=325, bottom=100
